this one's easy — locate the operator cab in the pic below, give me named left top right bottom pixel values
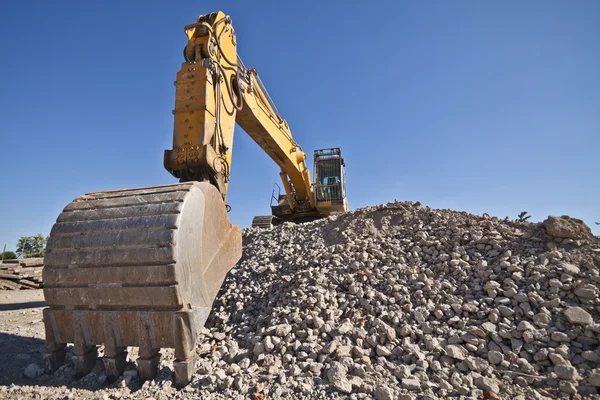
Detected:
left=313, top=148, right=347, bottom=212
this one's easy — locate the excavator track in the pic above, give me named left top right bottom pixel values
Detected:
left=42, top=182, right=241, bottom=387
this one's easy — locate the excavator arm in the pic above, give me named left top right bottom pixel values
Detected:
left=237, top=67, right=316, bottom=211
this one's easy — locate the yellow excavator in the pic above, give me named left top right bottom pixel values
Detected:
left=42, top=11, right=348, bottom=388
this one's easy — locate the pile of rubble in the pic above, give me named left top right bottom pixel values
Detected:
left=190, top=203, right=599, bottom=399
left=5, top=202, right=600, bottom=400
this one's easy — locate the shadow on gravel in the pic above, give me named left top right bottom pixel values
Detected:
left=0, top=301, right=46, bottom=311
left=0, top=332, right=45, bottom=385
left=0, top=330, right=176, bottom=393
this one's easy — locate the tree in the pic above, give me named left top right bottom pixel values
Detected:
left=16, top=234, right=48, bottom=258
left=0, top=251, right=17, bottom=260
left=517, top=211, right=531, bottom=223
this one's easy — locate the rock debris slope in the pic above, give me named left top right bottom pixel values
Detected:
left=195, top=201, right=600, bottom=399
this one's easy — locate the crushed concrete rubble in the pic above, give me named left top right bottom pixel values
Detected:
left=2, top=202, right=599, bottom=399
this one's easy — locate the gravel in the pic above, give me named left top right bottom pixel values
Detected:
left=1, top=202, right=599, bottom=399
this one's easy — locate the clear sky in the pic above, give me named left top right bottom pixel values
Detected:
left=0, top=1, right=598, bottom=252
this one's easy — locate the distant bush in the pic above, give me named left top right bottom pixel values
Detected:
left=517, top=211, right=531, bottom=223
left=0, top=251, right=17, bottom=260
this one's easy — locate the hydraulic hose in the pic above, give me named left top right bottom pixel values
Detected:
left=216, top=61, right=243, bottom=111
left=200, top=21, right=238, bottom=68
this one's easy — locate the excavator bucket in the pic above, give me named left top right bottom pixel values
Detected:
left=42, top=182, right=241, bottom=387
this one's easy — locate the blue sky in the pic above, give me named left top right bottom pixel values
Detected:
left=0, top=1, right=598, bottom=251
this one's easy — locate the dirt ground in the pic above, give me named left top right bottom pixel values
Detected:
left=0, top=289, right=46, bottom=386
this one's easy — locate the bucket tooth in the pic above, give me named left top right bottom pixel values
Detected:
left=173, top=312, right=197, bottom=388
left=102, top=312, right=127, bottom=380
left=43, top=309, right=66, bottom=372
left=137, top=347, right=161, bottom=382
left=73, top=345, right=98, bottom=378
left=174, top=360, right=195, bottom=389
left=42, top=182, right=242, bottom=384
left=103, top=348, right=127, bottom=382
left=72, top=312, right=98, bottom=378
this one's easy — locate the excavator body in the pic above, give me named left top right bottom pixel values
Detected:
left=42, top=10, right=348, bottom=387
left=254, top=148, right=348, bottom=227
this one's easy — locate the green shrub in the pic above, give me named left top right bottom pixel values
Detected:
left=517, top=211, right=531, bottom=223
left=0, top=251, right=17, bottom=260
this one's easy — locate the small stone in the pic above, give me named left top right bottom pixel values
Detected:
left=564, top=307, right=593, bottom=325
left=239, top=358, right=250, bottom=369
left=462, top=303, right=478, bottom=313
left=24, top=363, right=42, bottom=379
left=534, top=349, right=548, bottom=361
left=337, top=322, right=353, bottom=335
left=559, top=381, right=577, bottom=394
left=253, top=342, right=265, bottom=356
left=533, top=313, right=551, bottom=327
left=588, top=372, right=600, bottom=386
left=376, top=345, right=391, bottom=357
left=518, top=358, right=535, bottom=374
left=445, top=345, right=468, bottom=360
left=549, top=353, right=569, bottom=366
left=457, top=386, right=470, bottom=395
left=394, top=365, right=411, bottom=380
left=385, top=325, right=396, bottom=342
left=214, top=368, right=226, bottom=381
left=275, top=324, right=292, bottom=337
left=484, top=281, right=501, bottom=291
left=488, top=351, right=504, bottom=365
left=374, top=385, right=394, bottom=400
left=474, top=376, right=500, bottom=393
left=234, top=375, right=246, bottom=391
left=517, top=321, right=535, bottom=331
left=551, top=332, right=570, bottom=342
left=264, top=336, right=275, bottom=352
left=482, top=322, right=497, bottom=334
left=213, top=331, right=226, bottom=340
left=466, top=357, right=488, bottom=372
left=555, top=365, right=578, bottom=381
left=582, top=351, right=600, bottom=363
left=498, top=305, right=515, bottom=317
left=402, top=378, right=421, bottom=391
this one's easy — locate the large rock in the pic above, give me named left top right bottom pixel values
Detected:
left=564, top=307, right=593, bottom=325
left=544, top=215, right=593, bottom=239
left=326, top=362, right=352, bottom=394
